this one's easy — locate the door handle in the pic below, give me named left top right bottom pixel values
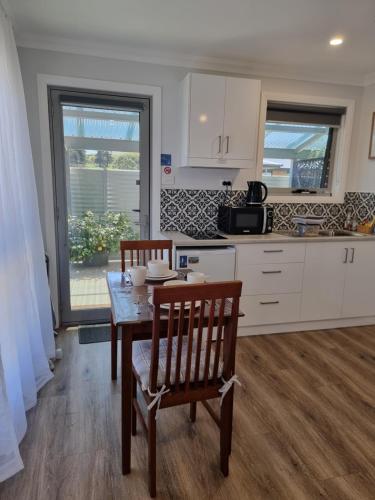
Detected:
left=132, top=209, right=140, bottom=212
left=264, top=249, right=283, bottom=253
left=343, top=248, right=349, bottom=264
left=259, top=300, right=280, bottom=305
left=262, top=270, right=282, bottom=274
left=225, top=136, right=229, bottom=154
left=217, top=136, right=222, bottom=155
left=349, top=248, right=355, bottom=263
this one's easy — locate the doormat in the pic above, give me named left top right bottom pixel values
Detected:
left=78, top=324, right=121, bottom=344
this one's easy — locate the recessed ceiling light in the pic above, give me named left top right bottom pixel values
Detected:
left=329, top=37, right=344, bottom=46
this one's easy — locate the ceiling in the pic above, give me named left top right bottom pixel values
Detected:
left=8, top=0, right=375, bottom=85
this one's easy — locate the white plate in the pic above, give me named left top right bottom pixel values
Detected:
left=146, top=270, right=178, bottom=281
left=148, top=296, right=196, bottom=310
left=163, top=280, right=187, bottom=287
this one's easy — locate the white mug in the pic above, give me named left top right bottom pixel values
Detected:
left=128, top=266, right=147, bottom=286
left=147, top=259, right=170, bottom=276
left=187, top=271, right=206, bottom=284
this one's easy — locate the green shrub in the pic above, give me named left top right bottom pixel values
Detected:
left=68, top=210, right=138, bottom=263
left=110, top=152, right=139, bottom=170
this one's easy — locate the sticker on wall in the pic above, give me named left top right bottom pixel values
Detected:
left=161, top=154, right=172, bottom=166
left=161, top=153, right=175, bottom=185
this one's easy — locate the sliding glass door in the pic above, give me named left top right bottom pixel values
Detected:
left=49, top=87, right=150, bottom=324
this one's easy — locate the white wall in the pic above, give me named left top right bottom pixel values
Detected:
left=347, top=83, right=375, bottom=192
left=18, top=46, right=366, bottom=242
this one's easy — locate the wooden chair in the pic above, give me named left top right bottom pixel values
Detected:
left=120, top=239, right=173, bottom=273
left=111, top=240, right=174, bottom=380
left=131, top=281, right=242, bottom=497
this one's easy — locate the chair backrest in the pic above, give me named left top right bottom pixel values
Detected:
left=149, top=281, right=242, bottom=393
left=120, top=240, right=173, bottom=272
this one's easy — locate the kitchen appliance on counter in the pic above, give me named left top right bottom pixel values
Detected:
left=175, top=246, right=235, bottom=281
left=218, top=205, right=273, bottom=234
left=246, top=181, right=268, bottom=205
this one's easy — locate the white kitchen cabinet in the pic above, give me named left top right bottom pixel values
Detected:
left=301, top=240, right=375, bottom=321
left=301, top=243, right=347, bottom=321
left=233, top=238, right=375, bottom=331
left=237, top=242, right=306, bottom=266
left=241, top=263, right=304, bottom=295
left=236, top=242, right=305, bottom=327
left=342, top=242, right=375, bottom=317
left=222, top=77, right=261, bottom=162
left=186, top=73, right=225, bottom=160
left=239, top=293, right=301, bottom=327
left=180, top=73, right=261, bottom=169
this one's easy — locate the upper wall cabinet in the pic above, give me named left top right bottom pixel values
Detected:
left=180, top=73, right=261, bottom=169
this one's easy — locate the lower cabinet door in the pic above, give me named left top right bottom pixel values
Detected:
left=301, top=242, right=347, bottom=321
left=342, top=242, right=375, bottom=317
left=239, top=293, right=301, bottom=326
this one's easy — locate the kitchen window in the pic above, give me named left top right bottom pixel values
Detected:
left=261, top=102, right=346, bottom=195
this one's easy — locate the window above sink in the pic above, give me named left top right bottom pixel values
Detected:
left=256, top=92, right=355, bottom=204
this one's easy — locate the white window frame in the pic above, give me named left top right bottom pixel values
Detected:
left=256, top=92, right=355, bottom=204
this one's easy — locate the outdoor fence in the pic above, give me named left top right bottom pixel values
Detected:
left=67, top=167, right=140, bottom=225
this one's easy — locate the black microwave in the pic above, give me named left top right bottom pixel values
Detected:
left=218, top=205, right=273, bottom=234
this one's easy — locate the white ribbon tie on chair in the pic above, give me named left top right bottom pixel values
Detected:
left=219, top=375, right=241, bottom=406
left=147, top=384, right=170, bottom=419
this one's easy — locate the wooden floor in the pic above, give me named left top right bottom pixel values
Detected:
left=1, top=326, right=375, bottom=499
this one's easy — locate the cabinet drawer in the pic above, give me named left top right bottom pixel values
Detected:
left=239, top=294, right=301, bottom=326
left=242, top=263, right=304, bottom=295
left=237, top=243, right=305, bottom=267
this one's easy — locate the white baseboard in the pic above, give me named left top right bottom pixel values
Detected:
left=238, top=316, right=375, bottom=337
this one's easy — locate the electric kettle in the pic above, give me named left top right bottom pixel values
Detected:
left=246, top=181, right=268, bottom=205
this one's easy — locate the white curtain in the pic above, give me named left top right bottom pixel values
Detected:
left=0, top=4, right=55, bottom=482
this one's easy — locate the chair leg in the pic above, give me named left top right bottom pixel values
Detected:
left=111, top=320, right=118, bottom=380
left=228, top=394, right=233, bottom=455
left=190, top=402, right=197, bottom=422
left=220, top=388, right=234, bottom=477
left=132, top=373, right=137, bottom=436
left=148, top=408, right=157, bottom=497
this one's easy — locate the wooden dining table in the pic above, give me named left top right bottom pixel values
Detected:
left=106, top=271, right=243, bottom=475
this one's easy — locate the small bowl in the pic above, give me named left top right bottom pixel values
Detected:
left=147, top=259, right=170, bottom=276
left=186, top=271, right=206, bottom=284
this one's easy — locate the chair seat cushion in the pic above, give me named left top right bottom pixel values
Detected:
left=133, top=337, right=223, bottom=390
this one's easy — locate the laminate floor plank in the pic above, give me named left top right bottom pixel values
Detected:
left=323, top=472, right=375, bottom=500
left=264, top=333, right=343, bottom=388
left=351, top=326, right=375, bottom=350
left=292, top=332, right=375, bottom=400
left=1, top=326, right=375, bottom=499
left=241, top=366, right=359, bottom=481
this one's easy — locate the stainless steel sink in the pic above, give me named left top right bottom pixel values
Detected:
left=277, top=229, right=367, bottom=238
left=317, top=230, right=366, bottom=237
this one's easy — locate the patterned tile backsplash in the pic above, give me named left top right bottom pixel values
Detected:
left=160, top=189, right=375, bottom=233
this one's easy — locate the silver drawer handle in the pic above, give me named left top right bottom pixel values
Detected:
left=217, top=135, right=222, bottom=155
left=260, top=300, right=280, bottom=305
left=349, top=247, right=355, bottom=263
left=225, top=135, right=229, bottom=154
left=343, top=248, right=348, bottom=263
left=262, top=270, right=282, bottom=274
left=264, top=249, right=283, bottom=253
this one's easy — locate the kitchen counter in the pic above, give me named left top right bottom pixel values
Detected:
left=159, top=230, right=375, bottom=246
